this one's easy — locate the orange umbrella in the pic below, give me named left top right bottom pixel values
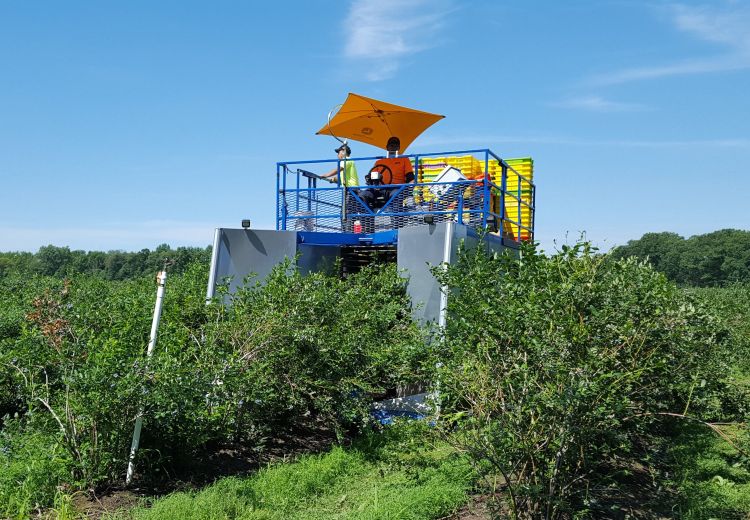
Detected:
left=316, top=93, right=445, bottom=152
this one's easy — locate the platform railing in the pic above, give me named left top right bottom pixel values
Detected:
left=276, top=149, right=534, bottom=244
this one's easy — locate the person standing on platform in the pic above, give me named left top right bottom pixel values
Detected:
left=322, top=143, right=373, bottom=231
left=321, top=143, right=359, bottom=187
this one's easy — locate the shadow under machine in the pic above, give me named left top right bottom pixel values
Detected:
left=205, top=94, right=536, bottom=326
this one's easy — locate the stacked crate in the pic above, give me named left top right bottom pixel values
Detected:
left=417, top=155, right=483, bottom=203
left=488, top=157, right=534, bottom=241
left=418, top=155, right=484, bottom=182
left=415, top=155, right=534, bottom=241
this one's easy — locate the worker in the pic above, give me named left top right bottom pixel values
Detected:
left=321, top=143, right=359, bottom=187
left=368, top=137, right=414, bottom=185
left=320, top=143, right=374, bottom=232
left=362, top=137, right=416, bottom=230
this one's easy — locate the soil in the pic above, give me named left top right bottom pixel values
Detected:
left=444, top=454, right=678, bottom=520
left=70, top=421, right=339, bottom=518
left=68, top=427, right=678, bottom=519
left=443, top=495, right=492, bottom=519
left=71, top=491, right=141, bottom=519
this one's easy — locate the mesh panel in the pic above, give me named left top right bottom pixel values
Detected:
left=278, top=176, right=534, bottom=242
left=344, top=181, right=489, bottom=232
left=280, top=186, right=344, bottom=232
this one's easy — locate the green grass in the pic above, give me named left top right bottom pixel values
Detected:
left=110, top=426, right=474, bottom=520
left=0, top=427, right=71, bottom=520
left=673, top=286, right=750, bottom=518
left=670, top=423, right=750, bottom=519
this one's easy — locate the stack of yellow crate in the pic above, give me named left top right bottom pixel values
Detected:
left=416, top=155, right=484, bottom=202
left=488, top=157, right=534, bottom=241
left=415, top=155, right=534, bottom=241
left=418, top=155, right=484, bottom=182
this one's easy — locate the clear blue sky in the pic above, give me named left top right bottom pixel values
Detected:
left=1, top=0, right=748, bottom=253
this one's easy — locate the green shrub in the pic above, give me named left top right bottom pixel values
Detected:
left=434, top=241, right=731, bottom=518
left=195, top=261, right=426, bottom=441
left=0, top=259, right=425, bottom=506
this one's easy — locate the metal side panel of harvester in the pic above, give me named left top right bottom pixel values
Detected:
left=206, top=148, right=535, bottom=326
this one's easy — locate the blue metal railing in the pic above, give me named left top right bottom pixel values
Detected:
left=276, top=149, right=535, bottom=244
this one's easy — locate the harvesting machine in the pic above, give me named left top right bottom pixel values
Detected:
left=205, top=148, right=535, bottom=326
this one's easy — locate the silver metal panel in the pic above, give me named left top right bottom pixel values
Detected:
left=207, top=225, right=514, bottom=323
left=397, top=224, right=512, bottom=324
left=450, top=226, right=511, bottom=259
left=397, top=223, right=452, bottom=325
left=205, top=228, right=222, bottom=301
left=207, top=229, right=299, bottom=299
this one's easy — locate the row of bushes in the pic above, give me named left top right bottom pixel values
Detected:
left=436, top=242, right=746, bottom=517
left=2, top=241, right=748, bottom=518
left=0, top=261, right=424, bottom=515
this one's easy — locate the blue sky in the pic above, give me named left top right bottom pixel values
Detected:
left=1, top=0, right=748, bottom=253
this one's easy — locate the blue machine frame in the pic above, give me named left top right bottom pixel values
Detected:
left=276, top=148, right=535, bottom=247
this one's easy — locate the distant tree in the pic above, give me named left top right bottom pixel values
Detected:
left=612, top=232, right=684, bottom=281
left=0, top=245, right=210, bottom=280
left=612, top=229, right=750, bottom=286
left=0, top=252, right=34, bottom=277
left=34, top=245, right=73, bottom=277
left=79, top=251, right=107, bottom=276
left=104, top=251, right=127, bottom=279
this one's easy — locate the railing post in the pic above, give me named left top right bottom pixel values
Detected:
left=501, top=162, right=508, bottom=243
left=457, top=188, right=464, bottom=225
left=295, top=166, right=300, bottom=212
left=482, top=150, right=490, bottom=229
left=531, top=181, right=537, bottom=243
left=307, top=174, right=313, bottom=212
left=517, top=169, right=522, bottom=241
left=280, top=164, right=288, bottom=231
left=276, top=163, right=281, bottom=230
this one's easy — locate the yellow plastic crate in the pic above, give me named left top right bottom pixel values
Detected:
left=488, top=157, right=534, bottom=186
left=417, top=155, right=484, bottom=203
left=419, top=155, right=484, bottom=181
left=420, top=155, right=534, bottom=241
left=487, top=157, right=534, bottom=241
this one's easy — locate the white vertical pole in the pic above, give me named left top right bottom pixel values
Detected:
left=126, top=270, right=167, bottom=486
left=438, top=221, right=453, bottom=329
left=435, top=222, right=454, bottom=420
left=205, top=228, right=221, bottom=303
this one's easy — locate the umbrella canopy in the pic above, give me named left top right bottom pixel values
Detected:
left=316, top=93, right=445, bottom=152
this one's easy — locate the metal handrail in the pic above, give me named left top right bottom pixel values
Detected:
left=276, top=148, right=535, bottom=242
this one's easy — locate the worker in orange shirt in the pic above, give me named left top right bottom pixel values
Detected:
left=368, top=136, right=414, bottom=186
left=360, top=136, right=416, bottom=230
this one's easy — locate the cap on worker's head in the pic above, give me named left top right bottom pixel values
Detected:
left=335, top=143, right=351, bottom=156
left=386, top=136, right=401, bottom=153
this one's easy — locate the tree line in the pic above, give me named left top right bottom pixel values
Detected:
left=611, top=228, right=750, bottom=286
left=0, top=244, right=211, bottom=280
left=3, top=227, right=748, bottom=286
